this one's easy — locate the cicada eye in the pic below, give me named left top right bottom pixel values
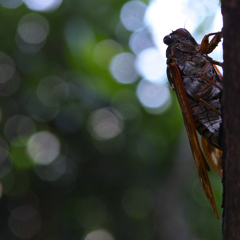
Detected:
left=163, top=35, right=174, bottom=45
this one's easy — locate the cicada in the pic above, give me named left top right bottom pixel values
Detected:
left=163, top=28, right=222, bottom=219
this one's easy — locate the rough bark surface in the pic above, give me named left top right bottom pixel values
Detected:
left=222, top=1, right=240, bottom=239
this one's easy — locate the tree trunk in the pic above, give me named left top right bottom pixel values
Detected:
left=222, top=1, right=240, bottom=239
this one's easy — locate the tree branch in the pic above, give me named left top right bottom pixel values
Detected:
left=222, top=1, right=240, bottom=239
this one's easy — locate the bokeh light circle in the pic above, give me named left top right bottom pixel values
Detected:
left=27, top=131, right=60, bottom=165
left=0, top=52, right=20, bottom=96
left=84, top=229, right=115, bottom=240
left=120, top=1, right=147, bottom=31
left=0, top=64, right=15, bottom=84
left=136, top=80, right=171, bottom=110
left=0, top=0, right=22, bottom=9
left=110, top=53, right=138, bottom=84
left=33, top=155, right=66, bottom=181
left=136, top=47, right=166, bottom=83
left=24, top=0, right=62, bottom=11
left=17, top=13, right=49, bottom=45
left=3, top=115, right=36, bottom=145
left=129, top=30, right=154, bottom=55
left=88, top=108, right=124, bottom=141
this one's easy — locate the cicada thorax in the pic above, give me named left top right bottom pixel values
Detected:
left=166, top=41, right=222, bottom=150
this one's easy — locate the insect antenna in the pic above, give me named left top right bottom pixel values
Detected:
left=184, top=20, right=187, bottom=29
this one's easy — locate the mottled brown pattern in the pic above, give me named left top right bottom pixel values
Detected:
left=164, top=28, right=222, bottom=150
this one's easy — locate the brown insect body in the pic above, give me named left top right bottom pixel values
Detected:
left=165, top=29, right=222, bottom=149
left=163, top=28, right=223, bottom=219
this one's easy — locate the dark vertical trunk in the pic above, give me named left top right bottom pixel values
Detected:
left=222, top=1, right=240, bottom=239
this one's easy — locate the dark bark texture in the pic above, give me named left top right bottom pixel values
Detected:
left=222, top=1, right=240, bottom=239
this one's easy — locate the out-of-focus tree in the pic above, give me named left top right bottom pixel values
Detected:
left=0, top=0, right=222, bottom=239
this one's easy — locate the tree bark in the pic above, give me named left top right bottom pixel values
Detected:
left=222, top=1, right=240, bottom=239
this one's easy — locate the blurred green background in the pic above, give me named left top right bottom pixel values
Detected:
left=0, top=0, right=222, bottom=239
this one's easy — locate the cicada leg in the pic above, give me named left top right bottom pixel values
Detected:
left=213, top=65, right=223, bottom=79
left=197, top=96, right=221, bottom=116
left=209, top=59, right=223, bottom=67
left=201, top=136, right=222, bottom=177
left=198, top=31, right=222, bottom=54
left=194, top=63, right=222, bottom=116
left=199, top=63, right=222, bottom=90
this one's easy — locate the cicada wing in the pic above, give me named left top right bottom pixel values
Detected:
left=201, top=136, right=222, bottom=178
left=169, top=61, right=219, bottom=219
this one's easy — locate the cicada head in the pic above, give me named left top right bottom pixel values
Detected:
left=163, top=28, right=198, bottom=46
